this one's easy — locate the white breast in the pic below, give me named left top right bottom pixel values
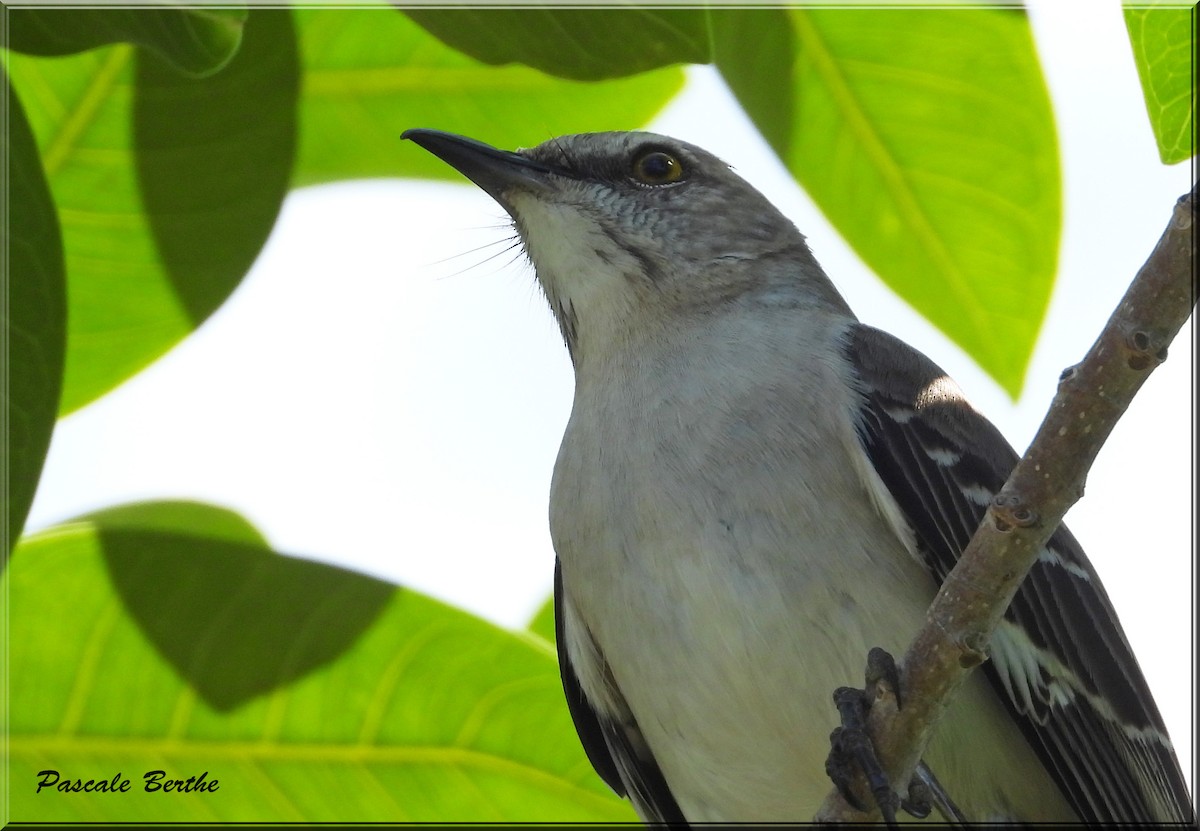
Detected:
left=550, top=307, right=1074, bottom=822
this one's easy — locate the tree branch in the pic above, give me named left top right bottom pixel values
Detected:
left=815, top=183, right=1197, bottom=822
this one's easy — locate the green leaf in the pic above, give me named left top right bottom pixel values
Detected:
left=8, top=43, right=177, bottom=414
left=1124, top=4, right=1196, bottom=165
left=715, top=9, right=1061, bottom=398
left=293, top=7, right=686, bottom=187
left=708, top=9, right=795, bottom=154
left=1, top=70, right=66, bottom=560
left=5, top=6, right=248, bottom=78
left=133, top=9, right=298, bottom=325
left=7, top=501, right=633, bottom=822
left=402, top=7, right=709, bottom=81
left=74, top=499, right=270, bottom=547
left=5, top=9, right=298, bottom=415
left=528, top=595, right=556, bottom=645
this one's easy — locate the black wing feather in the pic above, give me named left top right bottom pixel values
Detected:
left=845, top=323, right=1193, bottom=823
left=554, top=558, right=689, bottom=825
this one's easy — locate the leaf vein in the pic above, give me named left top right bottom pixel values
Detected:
left=43, top=45, right=133, bottom=176
left=790, top=11, right=992, bottom=343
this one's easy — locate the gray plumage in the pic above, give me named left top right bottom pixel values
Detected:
left=403, top=128, right=1193, bottom=824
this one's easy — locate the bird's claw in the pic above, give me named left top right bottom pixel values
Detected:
left=825, top=647, right=931, bottom=827
left=864, top=646, right=902, bottom=709
left=826, top=685, right=900, bottom=825
left=900, top=777, right=933, bottom=819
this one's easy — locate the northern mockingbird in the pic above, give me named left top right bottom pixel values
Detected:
left=403, top=128, right=1193, bottom=823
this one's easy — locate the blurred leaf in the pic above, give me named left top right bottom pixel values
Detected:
left=528, top=595, right=555, bottom=645
left=97, top=503, right=392, bottom=711
left=1124, top=4, right=1195, bottom=165
left=5, top=6, right=247, bottom=78
left=294, top=7, right=686, bottom=187
left=7, top=501, right=633, bottom=822
left=134, top=9, right=297, bottom=324
left=403, top=7, right=709, bottom=81
left=6, top=45, right=169, bottom=414
left=6, top=9, right=298, bottom=415
left=709, top=9, right=795, bottom=153
left=715, top=9, right=1060, bottom=398
left=76, top=499, right=270, bottom=547
left=1, top=70, right=66, bottom=561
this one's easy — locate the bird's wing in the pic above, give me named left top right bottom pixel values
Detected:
left=554, top=558, right=688, bottom=825
left=844, top=323, right=1192, bottom=822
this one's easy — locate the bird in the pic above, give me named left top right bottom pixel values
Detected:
left=402, top=127, right=1194, bottom=824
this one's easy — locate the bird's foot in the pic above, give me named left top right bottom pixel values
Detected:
left=825, top=647, right=932, bottom=826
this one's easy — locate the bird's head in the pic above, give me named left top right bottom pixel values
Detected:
left=404, top=129, right=842, bottom=365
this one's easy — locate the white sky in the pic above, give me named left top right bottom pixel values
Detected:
left=25, top=0, right=1194, bottom=796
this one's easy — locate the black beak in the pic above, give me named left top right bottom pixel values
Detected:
left=402, top=129, right=558, bottom=205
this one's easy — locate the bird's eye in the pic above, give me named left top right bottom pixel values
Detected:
left=632, top=150, right=684, bottom=185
